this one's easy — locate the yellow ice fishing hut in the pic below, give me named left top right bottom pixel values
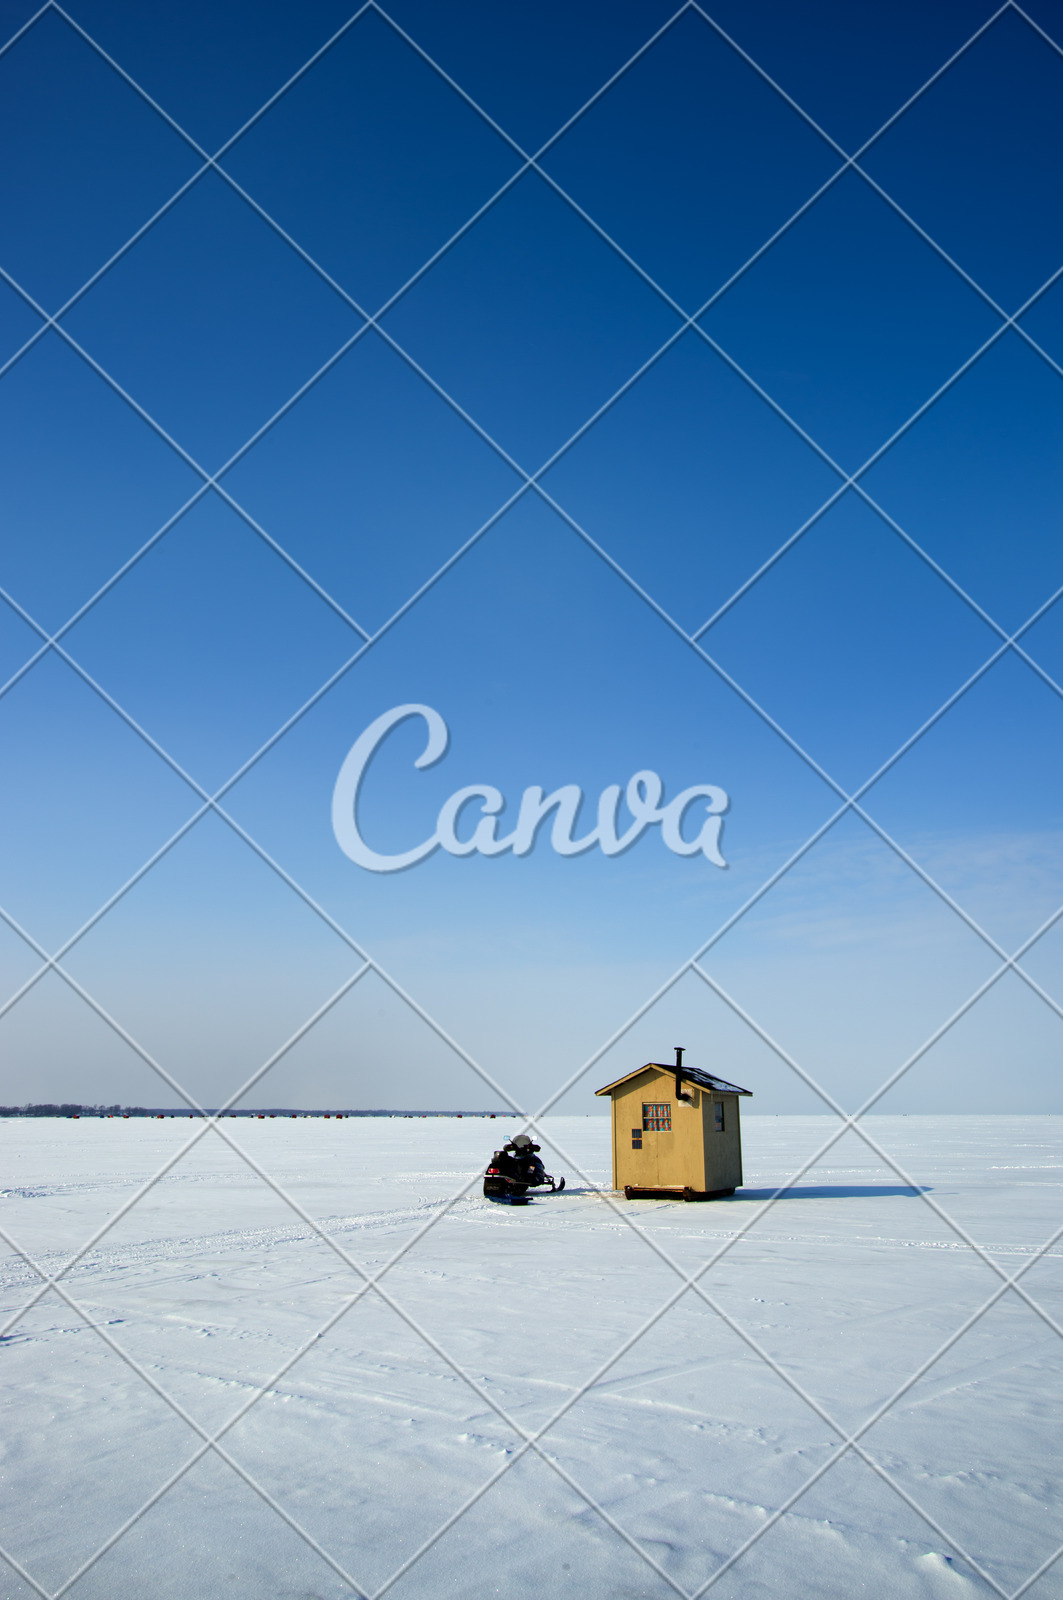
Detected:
left=595, top=1047, right=752, bottom=1199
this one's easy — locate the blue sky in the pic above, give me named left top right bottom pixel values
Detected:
left=0, top=0, right=1061, bottom=1116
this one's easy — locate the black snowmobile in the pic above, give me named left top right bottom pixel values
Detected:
left=483, top=1135, right=565, bottom=1203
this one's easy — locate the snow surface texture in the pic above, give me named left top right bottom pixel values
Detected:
left=1, top=1115, right=1061, bottom=1600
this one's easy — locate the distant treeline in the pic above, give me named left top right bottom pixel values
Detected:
left=1, top=1104, right=509, bottom=1118
left=1, top=1104, right=129, bottom=1117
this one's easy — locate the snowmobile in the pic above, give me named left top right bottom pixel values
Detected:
left=483, top=1134, right=565, bottom=1203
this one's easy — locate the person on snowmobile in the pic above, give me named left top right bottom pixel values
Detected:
left=510, top=1132, right=548, bottom=1186
left=482, top=1132, right=564, bottom=1199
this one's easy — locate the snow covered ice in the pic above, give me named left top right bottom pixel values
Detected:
left=2, top=1114, right=1061, bottom=1600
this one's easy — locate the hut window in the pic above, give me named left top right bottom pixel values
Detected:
left=714, top=1101, right=725, bottom=1132
left=631, top=1128, right=643, bottom=1149
left=642, top=1103, right=671, bottom=1131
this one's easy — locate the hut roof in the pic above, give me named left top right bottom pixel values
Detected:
left=595, top=1063, right=752, bottom=1097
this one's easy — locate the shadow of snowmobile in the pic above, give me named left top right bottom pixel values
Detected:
left=483, top=1135, right=565, bottom=1204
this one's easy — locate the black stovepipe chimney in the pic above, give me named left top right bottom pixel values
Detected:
left=674, top=1046, right=691, bottom=1103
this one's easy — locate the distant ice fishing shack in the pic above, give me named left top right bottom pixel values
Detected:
left=595, top=1048, right=752, bottom=1200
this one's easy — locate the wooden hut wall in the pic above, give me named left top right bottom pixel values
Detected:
left=611, top=1068, right=709, bottom=1191
left=701, top=1092, right=743, bottom=1192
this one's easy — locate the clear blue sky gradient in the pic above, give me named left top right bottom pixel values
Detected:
left=0, top=0, right=1060, bottom=1115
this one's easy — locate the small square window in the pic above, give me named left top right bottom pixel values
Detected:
left=714, top=1101, right=724, bottom=1132
left=642, top=1102, right=671, bottom=1131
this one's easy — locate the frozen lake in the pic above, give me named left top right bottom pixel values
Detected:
left=1, top=1115, right=1061, bottom=1600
